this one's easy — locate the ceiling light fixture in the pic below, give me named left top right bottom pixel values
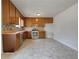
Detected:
left=36, top=13, right=40, bottom=16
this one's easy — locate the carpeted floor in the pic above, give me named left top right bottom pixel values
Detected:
left=1, top=39, right=78, bottom=59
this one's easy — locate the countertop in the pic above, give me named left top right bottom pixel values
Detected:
left=2, top=30, right=27, bottom=34
left=2, top=28, right=45, bottom=34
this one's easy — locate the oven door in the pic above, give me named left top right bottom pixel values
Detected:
left=31, top=31, right=39, bottom=39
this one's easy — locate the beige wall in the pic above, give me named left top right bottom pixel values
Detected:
left=54, top=3, right=78, bottom=51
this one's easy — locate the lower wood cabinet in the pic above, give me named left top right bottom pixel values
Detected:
left=27, top=31, right=32, bottom=39
left=23, top=31, right=28, bottom=40
left=23, top=31, right=32, bottom=39
left=2, top=33, right=21, bottom=52
left=22, top=30, right=45, bottom=39
left=39, top=31, right=46, bottom=38
left=27, top=31, right=45, bottom=39
left=2, top=30, right=46, bottom=52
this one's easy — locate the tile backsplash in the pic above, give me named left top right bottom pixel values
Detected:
left=2, top=24, right=16, bottom=31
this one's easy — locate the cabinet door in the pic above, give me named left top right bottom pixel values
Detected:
left=15, top=33, right=20, bottom=50
left=45, top=18, right=53, bottom=23
left=15, top=9, right=20, bottom=25
left=28, top=32, right=32, bottom=39
left=2, top=34, right=16, bottom=52
left=2, top=0, right=10, bottom=24
left=39, top=31, right=45, bottom=38
left=10, top=2, right=16, bottom=24
left=23, top=31, right=28, bottom=40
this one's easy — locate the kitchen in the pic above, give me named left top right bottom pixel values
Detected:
left=2, top=0, right=53, bottom=52
left=1, top=0, right=78, bottom=59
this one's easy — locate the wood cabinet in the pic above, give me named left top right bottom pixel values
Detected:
left=2, top=33, right=21, bottom=52
left=24, top=17, right=53, bottom=27
left=23, top=31, right=28, bottom=40
left=39, top=31, right=46, bottom=38
left=15, top=8, right=24, bottom=25
left=24, top=31, right=45, bottom=39
left=2, top=0, right=25, bottom=52
left=2, top=0, right=10, bottom=24
left=10, top=2, right=16, bottom=24
left=21, top=31, right=32, bottom=39
left=27, top=32, right=32, bottom=39
left=2, top=0, right=24, bottom=25
left=16, top=33, right=21, bottom=49
left=15, top=9, right=20, bottom=25
left=22, top=31, right=32, bottom=39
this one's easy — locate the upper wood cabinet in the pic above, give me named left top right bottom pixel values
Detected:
left=16, top=8, right=24, bottom=25
left=24, top=17, right=53, bottom=27
left=10, top=2, right=16, bottom=24
left=2, top=0, right=10, bottom=25
left=2, top=0, right=24, bottom=25
left=15, top=8, right=19, bottom=25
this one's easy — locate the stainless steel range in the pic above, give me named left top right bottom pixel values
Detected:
left=31, top=27, right=39, bottom=39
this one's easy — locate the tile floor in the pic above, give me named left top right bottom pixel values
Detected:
left=1, top=39, right=78, bottom=59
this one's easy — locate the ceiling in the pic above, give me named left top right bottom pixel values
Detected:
left=11, top=0, right=77, bottom=17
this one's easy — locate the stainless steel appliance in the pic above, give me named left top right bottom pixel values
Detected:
left=31, top=28, right=39, bottom=39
